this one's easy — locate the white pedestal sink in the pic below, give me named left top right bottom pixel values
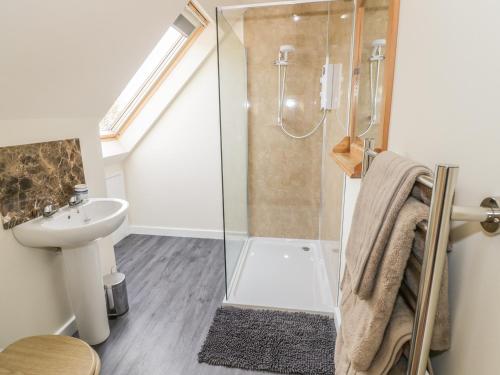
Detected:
left=12, top=198, right=129, bottom=345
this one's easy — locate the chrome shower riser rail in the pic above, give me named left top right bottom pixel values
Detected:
left=360, top=139, right=500, bottom=375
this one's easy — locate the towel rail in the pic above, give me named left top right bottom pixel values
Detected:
left=361, top=140, right=500, bottom=231
left=407, top=164, right=457, bottom=375
left=360, top=139, right=500, bottom=375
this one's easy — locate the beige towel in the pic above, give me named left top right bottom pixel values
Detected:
left=345, top=151, right=430, bottom=300
left=336, top=296, right=414, bottom=375
left=336, top=198, right=429, bottom=373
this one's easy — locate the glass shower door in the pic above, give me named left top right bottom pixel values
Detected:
left=216, top=9, right=249, bottom=297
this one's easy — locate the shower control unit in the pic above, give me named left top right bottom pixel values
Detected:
left=274, top=42, right=343, bottom=139
left=320, top=63, right=342, bottom=111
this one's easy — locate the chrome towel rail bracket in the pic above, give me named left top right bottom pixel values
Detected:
left=361, top=139, right=500, bottom=234
left=479, top=197, right=500, bottom=234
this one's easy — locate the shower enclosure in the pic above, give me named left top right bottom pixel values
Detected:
left=217, top=0, right=355, bottom=314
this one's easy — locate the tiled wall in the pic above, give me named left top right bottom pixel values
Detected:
left=244, top=2, right=351, bottom=239
left=245, top=3, right=327, bottom=239
left=0, top=139, right=85, bottom=229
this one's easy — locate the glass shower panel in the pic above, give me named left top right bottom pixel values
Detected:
left=217, top=1, right=354, bottom=313
left=216, top=9, right=249, bottom=297
left=320, top=0, right=356, bottom=306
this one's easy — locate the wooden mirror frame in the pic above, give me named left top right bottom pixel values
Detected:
left=331, top=0, right=400, bottom=178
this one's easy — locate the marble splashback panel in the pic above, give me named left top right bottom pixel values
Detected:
left=0, top=139, right=85, bottom=229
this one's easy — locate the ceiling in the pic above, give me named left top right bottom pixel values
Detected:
left=0, top=0, right=320, bottom=121
left=199, top=0, right=285, bottom=18
left=0, top=0, right=186, bottom=120
left=198, top=0, right=345, bottom=16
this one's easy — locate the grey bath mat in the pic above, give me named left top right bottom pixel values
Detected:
left=198, top=307, right=336, bottom=375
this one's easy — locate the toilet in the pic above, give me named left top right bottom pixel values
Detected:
left=0, top=335, right=100, bottom=375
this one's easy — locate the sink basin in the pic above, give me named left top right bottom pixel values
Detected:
left=13, top=198, right=128, bottom=248
left=13, top=198, right=129, bottom=345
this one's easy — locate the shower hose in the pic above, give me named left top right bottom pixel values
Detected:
left=277, top=63, right=327, bottom=140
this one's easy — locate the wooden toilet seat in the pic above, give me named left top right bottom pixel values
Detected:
left=0, top=335, right=100, bottom=375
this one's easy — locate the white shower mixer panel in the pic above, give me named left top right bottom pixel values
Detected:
left=320, top=63, right=342, bottom=110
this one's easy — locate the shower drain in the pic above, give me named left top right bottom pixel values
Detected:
left=302, top=246, right=310, bottom=252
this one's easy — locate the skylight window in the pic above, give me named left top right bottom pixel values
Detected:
left=100, top=3, right=206, bottom=138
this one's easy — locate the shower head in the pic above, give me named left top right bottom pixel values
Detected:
left=371, top=39, right=386, bottom=48
left=280, top=44, right=295, bottom=54
left=279, top=44, right=295, bottom=62
left=370, top=39, right=386, bottom=61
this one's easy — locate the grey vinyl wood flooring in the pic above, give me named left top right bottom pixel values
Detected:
left=94, top=234, right=271, bottom=375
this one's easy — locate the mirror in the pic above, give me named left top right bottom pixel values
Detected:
left=350, top=0, right=399, bottom=149
left=330, top=0, right=399, bottom=177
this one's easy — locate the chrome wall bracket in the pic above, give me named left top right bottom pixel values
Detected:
left=480, top=197, right=500, bottom=234
left=361, top=139, right=500, bottom=235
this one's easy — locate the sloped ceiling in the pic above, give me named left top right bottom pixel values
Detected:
left=0, top=0, right=187, bottom=120
left=198, top=0, right=278, bottom=18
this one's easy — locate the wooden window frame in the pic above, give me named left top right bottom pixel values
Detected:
left=101, top=2, right=208, bottom=141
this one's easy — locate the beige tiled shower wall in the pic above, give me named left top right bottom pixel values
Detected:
left=244, top=2, right=353, bottom=239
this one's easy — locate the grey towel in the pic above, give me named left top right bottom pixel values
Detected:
left=345, top=151, right=430, bottom=300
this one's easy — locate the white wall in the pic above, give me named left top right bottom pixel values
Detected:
left=124, top=52, right=223, bottom=238
left=338, top=176, right=360, bottom=306
left=104, top=163, right=130, bottom=245
left=0, top=118, right=114, bottom=348
left=341, top=0, right=500, bottom=372
left=390, top=1, right=500, bottom=372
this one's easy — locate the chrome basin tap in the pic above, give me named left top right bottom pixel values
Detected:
left=42, top=203, right=58, bottom=218
left=69, top=195, right=82, bottom=207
